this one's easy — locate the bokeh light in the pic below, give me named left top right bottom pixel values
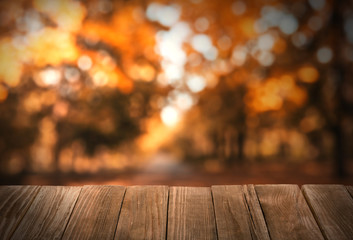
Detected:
left=0, top=0, right=352, bottom=185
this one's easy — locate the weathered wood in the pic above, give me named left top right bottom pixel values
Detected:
left=255, top=184, right=324, bottom=240
left=11, top=186, right=81, bottom=240
left=167, top=187, right=217, bottom=240
left=115, top=186, right=168, bottom=240
left=62, top=185, right=125, bottom=240
left=0, top=186, right=40, bottom=240
left=347, top=186, right=353, bottom=198
left=302, top=185, right=353, bottom=240
left=242, top=184, right=271, bottom=240
left=211, top=185, right=252, bottom=240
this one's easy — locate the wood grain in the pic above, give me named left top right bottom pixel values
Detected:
left=115, top=186, right=168, bottom=240
left=62, top=185, right=125, bottom=240
left=242, top=184, right=271, bottom=240
left=302, top=185, right=353, bottom=240
left=167, top=187, right=217, bottom=240
left=255, top=184, right=324, bottom=240
left=347, top=186, right=353, bottom=198
left=11, top=186, right=81, bottom=240
left=0, top=185, right=40, bottom=240
left=211, top=185, right=252, bottom=240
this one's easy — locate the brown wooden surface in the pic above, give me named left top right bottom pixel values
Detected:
left=115, top=186, right=168, bottom=240
left=11, top=186, right=81, bottom=240
left=0, top=186, right=40, bottom=240
left=242, top=184, right=271, bottom=240
left=1, top=184, right=353, bottom=239
left=255, top=184, right=324, bottom=240
left=211, top=185, right=252, bottom=240
left=302, top=185, right=353, bottom=240
left=62, top=185, right=125, bottom=240
left=167, top=187, right=217, bottom=240
left=347, top=186, right=353, bottom=198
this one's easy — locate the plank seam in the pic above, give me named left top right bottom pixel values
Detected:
left=210, top=188, right=219, bottom=240
left=8, top=186, right=41, bottom=240
left=59, top=186, right=83, bottom=240
left=242, top=187, right=257, bottom=240
left=165, top=186, right=170, bottom=240
left=112, top=186, right=127, bottom=240
left=344, top=186, right=353, bottom=200
left=300, top=186, right=329, bottom=240
left=253, top=185, right=272, bottom=240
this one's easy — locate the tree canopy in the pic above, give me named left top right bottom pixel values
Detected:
left=0, top=0, right=352, bottom=177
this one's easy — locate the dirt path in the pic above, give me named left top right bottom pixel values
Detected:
left=15, top=161, right=353, bottom=186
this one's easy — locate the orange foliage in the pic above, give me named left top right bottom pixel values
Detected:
left=0, top=39, right=23, bottom=87
left=245, top=75, right=307, bottom=112
left=33, top=0, right=86, bottom=32
left=298, top=66, right=319, bottom=83
left=240, top=17, right=256, bottom=38
left=26, top=28, right=79, bottom=66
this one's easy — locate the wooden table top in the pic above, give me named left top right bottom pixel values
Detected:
left=0, top=184, right=352, bottom=240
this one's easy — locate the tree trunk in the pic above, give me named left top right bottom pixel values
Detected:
left=331, top=0, right=346, bottom=177
left=237, top=130, right=245, bottom=162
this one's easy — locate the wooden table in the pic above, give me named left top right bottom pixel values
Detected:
left=0, top=185, right=353, bottom=240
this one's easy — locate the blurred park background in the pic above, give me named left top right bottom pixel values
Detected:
left=1, top=0, right=353, bottom=186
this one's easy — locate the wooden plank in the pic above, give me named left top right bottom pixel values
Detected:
left=302, top=185, right=353, bottom=240
left=11, top=186, right=81, bottom=240
left=242, top=185, right=271, bottom=240
left=115, top=186, right=168, bottom=240
left=62, top=185, right=125, bottom=240
left=0, top=185, right=40, bottom=240
left=167, top=187, right=217, bottom=240
left=347, top=186, right=353, bottom=198
left=211, top=185, right=252, bottom=240
left=255, top=184, right=324, bottom=240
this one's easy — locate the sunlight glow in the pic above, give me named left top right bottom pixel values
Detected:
left=0, top=0, right=343, bottom=174
left=18, top=10, right=44, bottom=33
left=39, top=68, right=61, bottom=86
left=191, top=34, right=213, bottom=53
left=92, top=71, right=108, bottom=86
left=158, top=37, right=187, bottom=65
left=33, top=0, right=86, bottom=32
left=187, top=74, right=206, bottom=92
left=163, top=63, right=184, bottom=80
left=204, top=47, right=218, bottom=61
left=161, top=105, right=180, bottom=126
left=257, top=51, right=275, bottom=66
left=175, top=92, right=194, bottom=110
left=0, top=40, right=23, bottom=87
left=258, top=33, right=275, bottom=50
left=146, top=3, right=181, bottom=27
left=231, top=46, right=247, bottom=66
left=77, top=55, right=92, bottom=71
left=155, top=21, right=192, bottom=86
left=168, top=90, right=194, bottom=111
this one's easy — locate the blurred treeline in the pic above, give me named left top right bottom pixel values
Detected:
left=0, top=0, right=353, bottom=182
